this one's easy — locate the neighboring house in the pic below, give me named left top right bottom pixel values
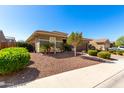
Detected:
left=0, top=30, right=16, bottom=49
left=89, top=39, right=110, bottom=50
left=77, top=38, right=93, bottom=52
left=6, top=36, right=16, bottom=47
left=0, top=31, right=7, bottom=49
left=26, top=30, right=67, bottom=53
left=110, top=41, right=115, bottom=47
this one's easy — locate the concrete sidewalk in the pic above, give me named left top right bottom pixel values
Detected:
left=16, top=55, right=124, bottom=88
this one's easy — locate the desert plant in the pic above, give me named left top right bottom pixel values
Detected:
left=67, top=32, right=83, bottom=56
left=62, top=44, right=72, bottom=51
left=40, top=42, right=54, bottom=53
left=115, top=36, right=124, bottom=47
left=109, top=50, right=117, bottom=54
left=16, top=42, right=34, bottom=52
left=40, top=45, right=47, bottom=53
left=109, top=50, right=115, bottom=53
left=113, top=51, right=117, bottom=54
left=88, top=50, right=98, bottom=56
left=97, top=51, right=111, bottom=59
left=116, top=50, right=124, bottom=55
left=0, top=47, right=30, bottom=75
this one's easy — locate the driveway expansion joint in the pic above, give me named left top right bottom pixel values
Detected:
left=93, top=68, right=124, bottom=88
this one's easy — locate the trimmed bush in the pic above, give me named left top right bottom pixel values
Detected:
left=109, top=50, right=115, bottom=54
left=116, top=50, right=124, bottom=55
left=97, top=50, right=102, bottom=52
left=0, top=47, right=30, bottom=75
left=110, top=50, right=117, bottom=54
left=97, top=51, right=111, bottom=59
left=116, top=51, right=123, bottom=55
left=88, top=50, right=98, bottom=56
left=109, top=50, right=124, bottom=55
left=16, top=42, right=34, bottom=52
left=63, top=44, right=72, bottom=51
left=109, top=50, right=113, bottom=53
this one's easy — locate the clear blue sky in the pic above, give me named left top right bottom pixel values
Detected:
left=0, top=5, right=124, bottom=41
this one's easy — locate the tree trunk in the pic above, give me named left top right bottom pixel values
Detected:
left=74, top=47, right=77, bottom=56
left=54, top=43, right=56, bottom=54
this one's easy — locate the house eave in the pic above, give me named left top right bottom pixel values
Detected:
left=26, top=30, right=67, bottom=43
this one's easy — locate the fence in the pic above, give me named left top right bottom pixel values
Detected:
left=0, top=42, right=16, bottom=50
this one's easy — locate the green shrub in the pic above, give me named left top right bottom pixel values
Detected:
left=63, top=44, right=72, bottom=51
left=40, top=43, right=54, bottom=53
left=113, top=51, right=117, bottom=54
left=0, top=47, right=30, bottom=75
left=88, top=50, right=98, bottom=56
left=16, top=42, right=34, bottom=52
left=116, top=50, right=124, bottom=55
left=97, top=51, right=111, bottom=59
left=109, top=50, right=115, bottom=53
left=40, top=45, right=47, bottom=53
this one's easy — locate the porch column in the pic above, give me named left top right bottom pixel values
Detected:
left=35, top=40, right=40, bottom=53
left=54, top=41, right=56, bottom=54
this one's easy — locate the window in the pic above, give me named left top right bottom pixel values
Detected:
left=49, top=37, right=56, bottom=43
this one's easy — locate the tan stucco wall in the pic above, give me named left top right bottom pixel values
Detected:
left=104, top=41, right=110, bottom=50
left=89, top=41, right=98, bottom=49
left=30, top=34, right=66, bottom=52
left=89, top=40, right=110, bottom=50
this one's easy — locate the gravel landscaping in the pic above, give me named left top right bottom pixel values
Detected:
left=0, top=52, right=101, bottom=87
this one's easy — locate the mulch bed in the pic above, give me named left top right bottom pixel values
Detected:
left=0, top=52, right=101, bottom=87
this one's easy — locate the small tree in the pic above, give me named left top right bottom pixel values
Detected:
left=67, top=32, right=83, bottom=56
left=115, top=36, right=124, bottom=47
left=40, top=42, right=54, bottom=54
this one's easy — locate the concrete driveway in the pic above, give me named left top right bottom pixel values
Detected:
left=95, top=69, right=124, bottom=88
left=95, top=55, right=124, bottom=88
left=16, top=55, right=124, bottom=88
left=111, top=55, right=124, bottom=64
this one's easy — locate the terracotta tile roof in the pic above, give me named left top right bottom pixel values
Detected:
left=83, top=38, right=93, bottom=41
left=94, top=38, right=110, bottom=43
left=52, top=31, right=68, bottom=36
left=35, top=30, right=67, bottom=37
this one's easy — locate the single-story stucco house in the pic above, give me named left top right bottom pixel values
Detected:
left=89, top=39, right=110, bottom=50
left=26, top=30, right=92, bottom=53
left=0, top=30, right=16, bottom=49
left=26, top=30, right=68, bottom=53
